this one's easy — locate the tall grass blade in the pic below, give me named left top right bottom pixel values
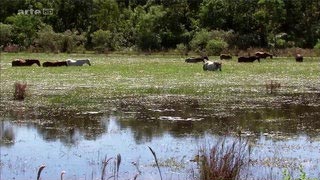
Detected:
left=37, top=165, right=46, bottom=180
left=101, top=156, right=113, bottom=180
left=148, top=146, right=163, bottom=180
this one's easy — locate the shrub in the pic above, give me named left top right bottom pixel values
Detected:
left=314, top=39, right=320, bottom=49
left=91, top=29, right=113, bottom=53
left=176, top=43, right=188, bottom=56
left=34, top=25, right=61, bottom=52
left=206, top=39, right=228, bottom=56
left=0, top=23, right=13, bottom=47
left=60, top=30, right=86, bottom=53
left=190, top=29, right=211, bottom=52
left=5, top=14, right=43, bottom=47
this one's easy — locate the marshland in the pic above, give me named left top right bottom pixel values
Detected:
left=1, top=52, right=319, bottom=180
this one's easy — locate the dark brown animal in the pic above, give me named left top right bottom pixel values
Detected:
left=42, top=61, right=67, bottom=67
left=295, top=54, right=303, bottom=62
left=238, top=56, right=260, bottom=63
left=255, top=51, right=273, bottom=59
left=12, top=59, right=41, bottom=66
left=220, top=54, right=232, bottom=60
left=185, top=56, right=209, bottom=63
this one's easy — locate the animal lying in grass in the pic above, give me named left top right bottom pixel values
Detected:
left=42, top=61, right=67, bottom=67
left=238, top=56, right=260, bottom=63
left=12, top=59, right=41, bottom=66
left=66, top=59, right=91, bottom=66
left=255, top=51, right=273, bottom=59
left=203, top=61, right=222, bottom=71
left=185, top=56, right=208, bottom=63
left=295, top=54, right=303, bottom=62
left=220, top=54, right=232, bottom=60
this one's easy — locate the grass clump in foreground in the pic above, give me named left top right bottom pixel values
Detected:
left=198, top=138, right=250, bottom=180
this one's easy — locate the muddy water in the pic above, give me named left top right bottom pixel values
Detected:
left=1, top=96, right=320, bottom=180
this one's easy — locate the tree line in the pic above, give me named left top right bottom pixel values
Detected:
left=1, top=0, right=320, bottom=54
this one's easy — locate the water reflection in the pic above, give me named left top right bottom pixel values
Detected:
left=1, top=99, right=320, bottom=145
left=1, top=97, right=320, bottom=179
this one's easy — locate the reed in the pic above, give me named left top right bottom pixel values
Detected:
left=13, top=82, right=27, bottom=100
left=266, top=80, right=281, bottom=94
left=148, top=146, right=163, bottom=180
left=198, top=138, right=250, bottom=180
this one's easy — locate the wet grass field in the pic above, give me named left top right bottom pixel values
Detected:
left=1, top=52, right=320, bottom=180
left=1, top=52, right=319, bottom=112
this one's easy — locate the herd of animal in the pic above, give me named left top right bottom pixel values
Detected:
left=185, top=51, right=304, bottom=71
left=11, top=59, right=91, bottom=67
left=11, top=52, right=303, bottom=71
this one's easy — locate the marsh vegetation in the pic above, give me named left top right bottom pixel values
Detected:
left=0, top=53, right=319, bottom=180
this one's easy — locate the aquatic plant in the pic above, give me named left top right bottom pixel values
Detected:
left=198, top=138, right=250, bottom=180
left=37, top=165, right=46, bottom=180
left=13, top=82, right=27, bottom=100
left=148, top=146, right=163, bottom=180
left=101, top=156, right=113, bottom=180
left=283, top=166, right=318, bottom=180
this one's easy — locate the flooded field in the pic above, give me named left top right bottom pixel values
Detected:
left=1, top=53, right=319, bottom=179
left=1, top=95, right=320, bottom=180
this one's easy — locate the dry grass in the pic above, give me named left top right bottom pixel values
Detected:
left=199, top=138, right=250, bottom=180
left=13, top=82, right=27, bottom=100
left=266, top=80, right=281, bottom=94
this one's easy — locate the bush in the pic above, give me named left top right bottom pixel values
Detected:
left=5, top=15, right=43, bottom=47
left=60, top=30, right=86, bottom=53
left=314, top=39, right=320, bottom=49
left=190, top=29, right=211, bottom=52
left=206, top=39, right=228, bottom=55
left=176, top=43, right=188, bottom=56
left=91, top=29, right=113, bottom=52
left=0, top=23, right=13, bottom=46
left=34, top=25, right=61, bottom=52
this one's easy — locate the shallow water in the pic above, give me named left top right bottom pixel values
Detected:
left=1, top=98, right=320, bottom=180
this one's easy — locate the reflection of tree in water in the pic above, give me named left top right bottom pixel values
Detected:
left=7, top=108, right=107, bottom=145
left=117, top=98, right=320, bottom=144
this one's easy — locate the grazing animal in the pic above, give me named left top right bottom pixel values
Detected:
left=295, top=54, right=303, bottom=62
left=66, top=59, right=91, bottom=66
left=220, top=54, right=232, bottom=60
left=238, top=56, right=260, bottom=63
left=12, top=59, right=41, bottom=66
left=255, top=51, right=273, bottom=59
left=42, top=61, right=67, bottom=67
left=203, top=61, right=222, bottom=71
left=185, top=56, right=208, bottom=63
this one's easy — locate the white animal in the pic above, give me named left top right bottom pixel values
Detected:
left=203, top=60, right=222, bottom=71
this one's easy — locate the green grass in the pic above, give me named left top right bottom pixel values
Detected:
left=0, top=52, right=319, bottom=111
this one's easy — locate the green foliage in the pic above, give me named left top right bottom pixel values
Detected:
left=206, top=39, right=228, bottom=55
left=34, top=25, right=61, bottom=52
left=282, top=166, right=318, bottom=180
left=176, top=43, right=188, bottom=56
left=190, top=29, right=230, bottom=54
left=190, top=29, right=211, bottom=52
left=60, top=30, right=86, bottom=53
left=0, top=23, right=13, bottom=46
left=135, top=5, right=166, bottom=51
left=91, top=29, right=113, bottom=52
left=314, top=39, right=320, bottom=49
left=92, top=0, right=120, bottom=31
left=5, top=14, right=43, bottom=47
left=0, top=0, right=320, bottom=51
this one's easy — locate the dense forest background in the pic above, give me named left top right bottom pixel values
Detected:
left=1, top=0, right=320, bottom=54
